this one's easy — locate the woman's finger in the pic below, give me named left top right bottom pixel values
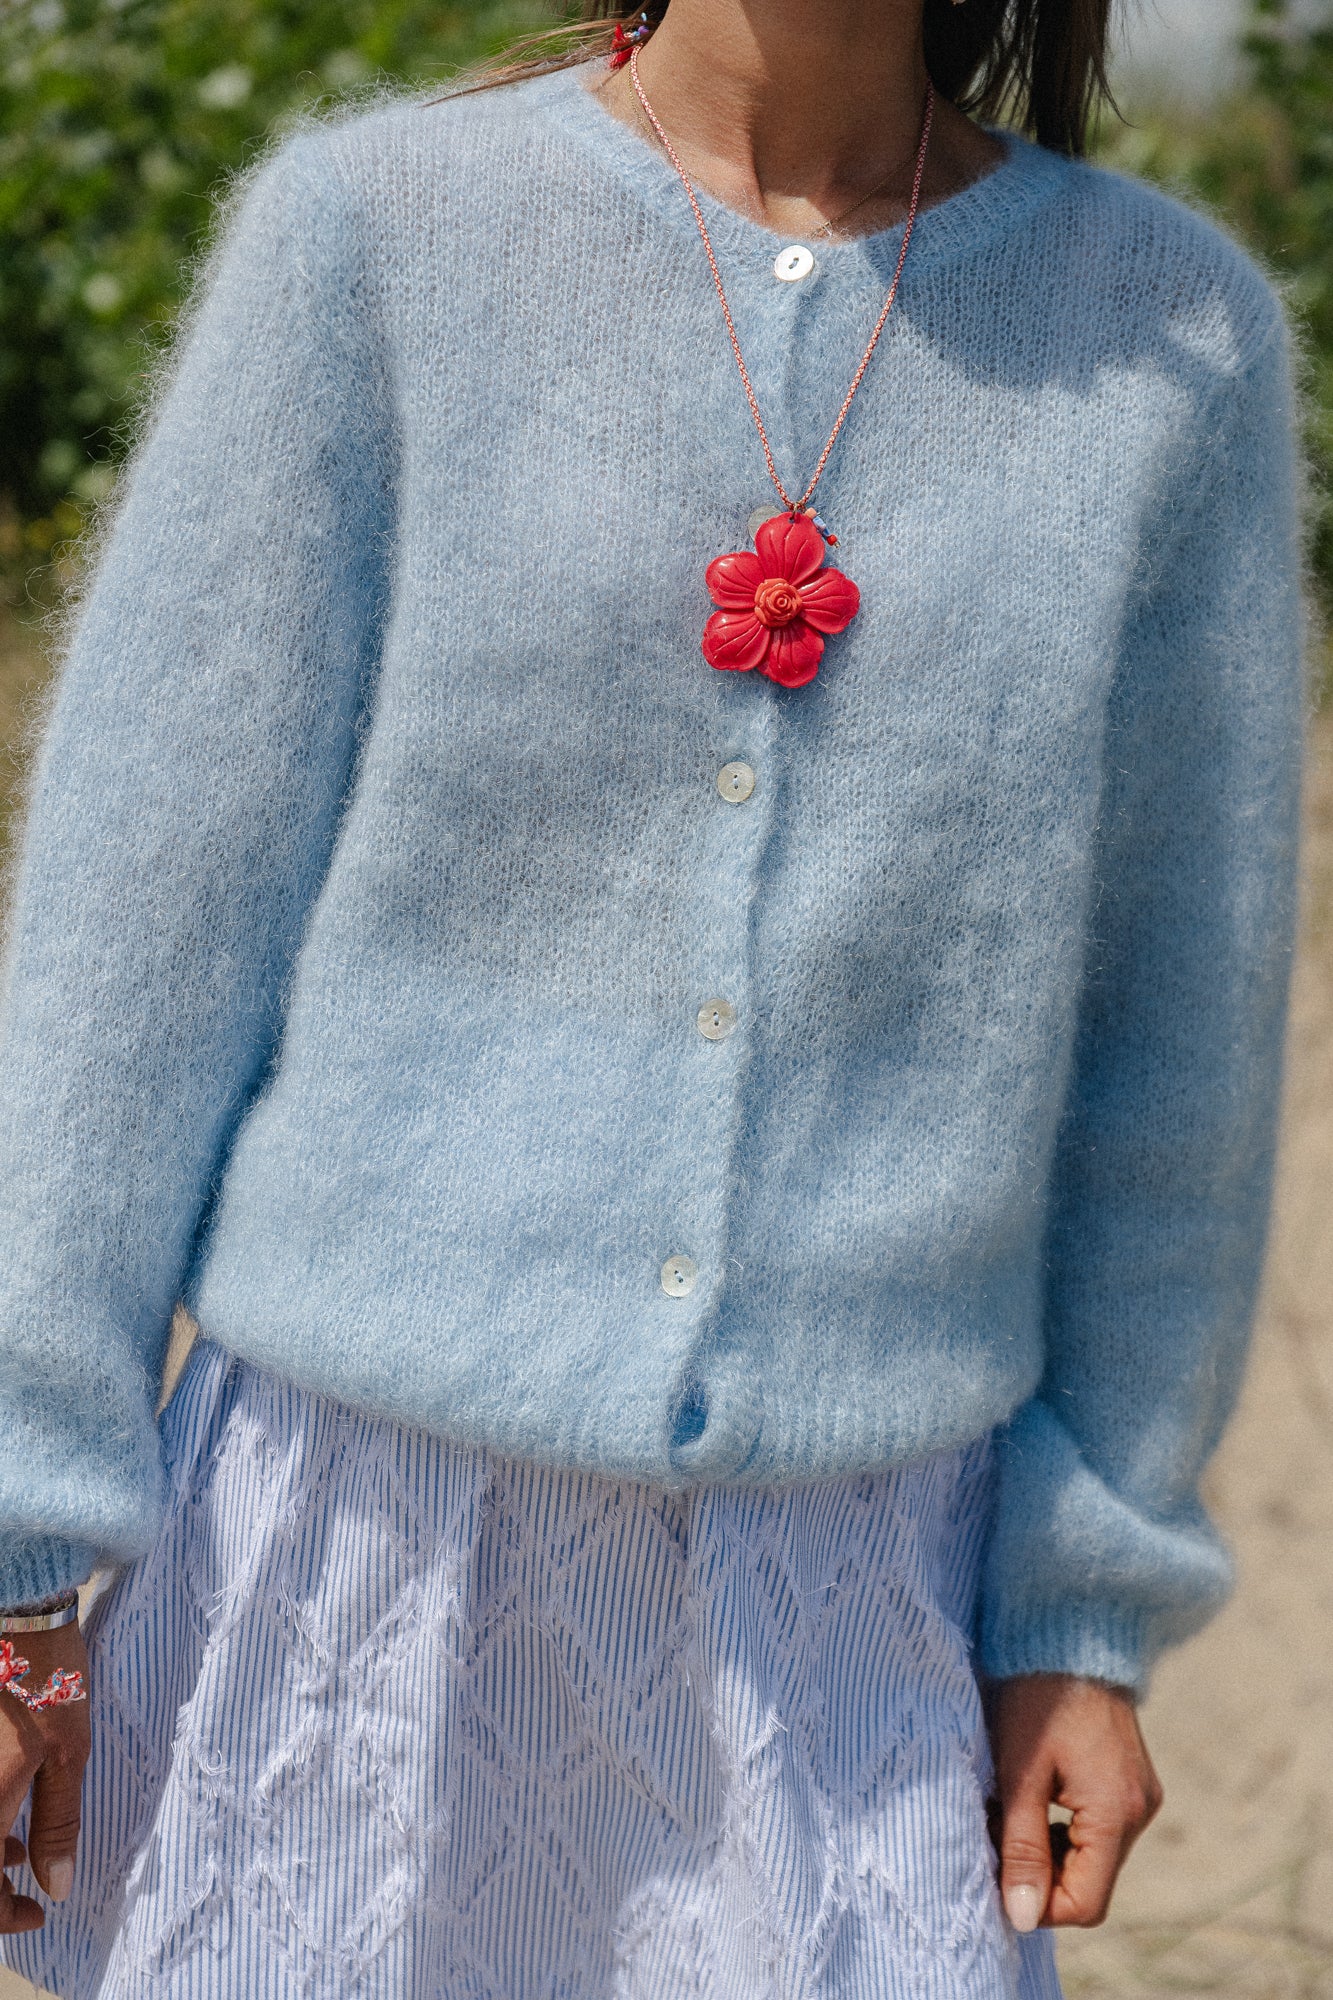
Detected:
left=3, top=1835, right=26, bottom=1869
left=0, top=1701, right=44, bottom=1848
left=27, top=1724, right=87, bottom=1904
left=1045, top=1805, right=1130, bottom=1925
left=1, top=1623, right=92, bottom=1904
left=998, top=1778, right=1055, bottom=1933
left=1047, top=1767, right=1161, bottom=1925
left=0, top=1624, right=92, bottom=1914
left=0, top=1869, right=44, bottom=1935
left=989, top=1673, right=1163, bottom=1931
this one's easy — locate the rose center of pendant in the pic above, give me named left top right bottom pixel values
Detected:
left=753, top=578, right=804, bottom=628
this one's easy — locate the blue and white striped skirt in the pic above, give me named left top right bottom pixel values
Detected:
left=4, top=1338, right=1062, bottom=1999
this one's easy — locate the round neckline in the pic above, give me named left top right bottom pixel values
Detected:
left=526, top=60, right=1072, bottom=279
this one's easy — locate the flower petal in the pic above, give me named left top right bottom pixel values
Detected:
left=760, top=620, right=824, bottom=688
left=756, top=512, right=827, bottom=586
left=703, top=609, right=770, bottom=673
left=705, top=549, right=765, bottom=610
left=798, top=565, right=860, bottom=635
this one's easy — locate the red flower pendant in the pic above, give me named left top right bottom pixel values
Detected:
left=702, top=512, right=860, bottom=690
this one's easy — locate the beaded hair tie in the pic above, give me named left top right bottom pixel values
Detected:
left=607, top=11, right=651, bottom=67
left=0, top=1639, right=86, bottom=1713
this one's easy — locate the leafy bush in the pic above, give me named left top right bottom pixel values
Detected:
left=2, top=0, right=1332, bottom=624
left=1095, top=0, right=1333, bottom=622
left=0, top=0, right=552, bottom=567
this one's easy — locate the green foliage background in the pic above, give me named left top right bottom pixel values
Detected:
left=0, top=0, right=552, bottom=566
left=1097, top=0, right=1333, bottom=632
left=1, top=0, right=1331, bottom=622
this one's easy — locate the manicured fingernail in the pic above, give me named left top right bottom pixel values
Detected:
left=47, top=1858, right=74, bottom=1902
left=1004, top=1882, right=1044, bottom=1933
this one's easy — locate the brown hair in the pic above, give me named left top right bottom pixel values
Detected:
left=455, top=0, right=1116, bottom=158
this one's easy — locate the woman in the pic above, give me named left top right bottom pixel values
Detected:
left=0, top=0, right=1304, bottom=1993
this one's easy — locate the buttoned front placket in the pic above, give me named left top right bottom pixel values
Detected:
left=651, top=235, right=838, bottom=1477
left=657, top=686, right=781, bottom=1478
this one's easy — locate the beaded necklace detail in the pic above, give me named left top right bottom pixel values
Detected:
left=628, top=45, right=935, bottom=688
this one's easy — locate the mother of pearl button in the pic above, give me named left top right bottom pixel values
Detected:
left=748, top=505, right=783, bottom=542
left=774, top=243, right=815, bottom=282
left=697, top=998, right=738, bottom=1041
left=661, top=1254, right=698, bottom=1297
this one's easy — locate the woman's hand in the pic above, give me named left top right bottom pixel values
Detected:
left=988, top=1672, right=1163, bottom=1931
left=0, top=1623, right=91, bottom=1932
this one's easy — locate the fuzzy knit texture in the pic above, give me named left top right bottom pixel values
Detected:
left=0, top=62, right=1306, bottom=1692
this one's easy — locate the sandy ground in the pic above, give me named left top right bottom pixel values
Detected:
left=0, top=605, right=1330, bottom=1998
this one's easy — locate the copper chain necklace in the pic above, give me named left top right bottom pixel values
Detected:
left=628, top=45, right=935, bottom=688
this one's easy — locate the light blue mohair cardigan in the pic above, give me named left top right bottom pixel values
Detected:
left=0, top=63, right=1305, bottom=1691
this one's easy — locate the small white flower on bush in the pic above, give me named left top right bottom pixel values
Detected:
left=81, top=273, right=123, bottom=316
left=323, top=48, right=369, bottom=91
left=197, top=64, right=252, bottom=110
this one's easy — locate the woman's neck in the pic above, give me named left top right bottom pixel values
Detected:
left=594, top=0, right=1004, bottom=239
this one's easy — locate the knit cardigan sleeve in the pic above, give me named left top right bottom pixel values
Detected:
left=981, top=309, right=1306, bottom=1695
left=0, top=132, right=393, bottom=1605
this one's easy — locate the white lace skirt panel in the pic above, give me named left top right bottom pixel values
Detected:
left=2, top=1338, right=1062, bottom=2000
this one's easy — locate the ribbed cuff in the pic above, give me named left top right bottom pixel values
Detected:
left=0, top=1533, right=97, bottom=1611
left=980, top=1599, right=1154, bottom=1700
